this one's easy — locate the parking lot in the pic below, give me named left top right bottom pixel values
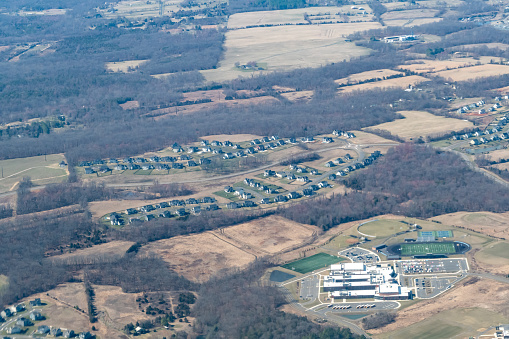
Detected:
left=314, top=301, right=399, bottom=315
left=299, top=275, right=319, bottom=300
left=338, top=247, right=379, bottom=263
left=395, top=258, right=467, bottom=275
left=414, top=276, right=456, bottom=298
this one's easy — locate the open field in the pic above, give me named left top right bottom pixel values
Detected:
left=48, top=241, right=135, bottom=264
left=475, top=241, right=509, bottom=274
left=358, top=219, right=409, bottom=237
left=106, top=59, right=148, bottom=72
left=280, top=90, right=314, bottom=102
left=384, top=17, right=441, bottom=27
left=374, top=307, right=508, bottom=339
left=485, top=148, right=509, bottom=162
left=335, top=69, right=404, bottom=86
left=458, top=43, right=509, bottom=50
left=94, top=285, right=150, bottom=326
left=139, top=232, right=256, bottom=282
left=400, top=242, right=456, bottom=256
left=433, top=64, right=509, bottom=82
left=222, top=215, right=317, bottom=254
left=0, top=154, right=67, bottom=193
left=370, top=277, right=509, bottom=336
left=349, top=130, right=401, bottom=145
left=430, top=211, right=509, bottom=239
left=201, top=22, right=380, bottom=82
left=338, top=75, right=429, bottom=93
left=97, top=0, right=194, bottom=19
left=381, top=8, right=438, bottom=21
left=227, top=6, right=373, bottom=28
left=282, top=252, right=343, bottom=274
left=363, top=110, right=473, bottom=141
left=398, top=57, right=496, bottom=74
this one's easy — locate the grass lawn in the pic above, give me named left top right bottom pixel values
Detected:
left=213, top=190, right=239, bottom=201
left=0, top=154, right=67, bottom=192
left=401, top=242, right=456, bottom=256
left=358, top=219, right=409, bottom=237
left=282, top=253, right=344, bottom=274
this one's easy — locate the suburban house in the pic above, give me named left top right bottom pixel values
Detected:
left=125, top=208, right=137, bottom=215
left=155, top=202, right=169, bottom=209
left=297, top=176, right=309, bottom=183
left=51, top=328, right=63, bottom=337
left=16, top=317, right=32, bottom=327
left=8, top=326, right=22, bottom=334
left=207, top=204, right=219, bottom=211
left=243, top=201, right=256, bottom=207
left=274, top=195, right=287, bottom=202
left=224, top=186, right=234, bottom=193
left=186, top=198, right=198, bottom=204
left=29, top=298, right=41, bottom=307
left=302, top=188, right=313, bottom=196
left=1, top=309, right=12, bottom=318
left=79, top=331, right=93, bottom=339
left=37, top=325, right=50, bottom=334
left=84, top=168, right=95, bottom=174
left=159, top=211, right=172, bottom=218
left=59, top=161, right=67, bottom=168
left=143, top=214, right=155, bottom=221
left=63, top=329, right=75, bottom=338
left=200, top=140, right=209, bottom=146
left=241, top=192, right=252, bottom=200
left=175, top=208, right=186, bottom=216
left=226, top=202, right=239, bottom=209
left=191, top=206, right=201, bottom=214
left=202, top=197, right=215, bottom=203
left=260, top=198, right=270, bottom=204
left=223, top=153, right=235, bottom=159
left=287, top=192, right=300, bottom=199
left=264, top=170, right=275, bottom=177
left=318, top=181, right=329, bottom=188
left=325, top=161, right=335, bottom=167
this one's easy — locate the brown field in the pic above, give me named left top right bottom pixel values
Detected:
left=493, top=162, right=509, bottom=171
left=139, top=232, right=256, bottom=282
left=106, top=60, right=149, bottom=73
left=430, top=211, right=509, bottom=239
left=222, top=215, right=317, bottom=254
left=119, top=100, right=140, bottom=110
left=381, top=8, right=438, bottom=20
left=458, top=43, right=509, bottom=50
left=201, top=22, right=380, bottom=82
left=227, top=6, right=373, bottom=28
left=484, top=148, right=509, bottom=162
left=338, top=75, right=429, bottom=93
left=182, top=89, right=225, bottom=102
left=398, top=57, right=491, bottom=74
left=348, top=130, right=401, bottom=145
left=384, top=17, right=441, bottom=27
left=94, top=285, right=150, bottom=326
left=433, top=64, right=509, bottom=82
left=370, top=277, right=509, bottom=335
left=149, top=95, right=279, bottom=117
left=280, top=90, right=314, bottom=102
left=334, top=69, right=404, bottom=86
left=48, top=241, right=135, bottom=264
left=364, top=110, right=473, bottom=141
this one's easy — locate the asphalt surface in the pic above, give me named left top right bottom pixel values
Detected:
left=338, top=247, right=380, bottom=264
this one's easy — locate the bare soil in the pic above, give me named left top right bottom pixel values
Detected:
left=139, top=232, right=256, bottom=282
left=222, top=215, right=318, bottom=254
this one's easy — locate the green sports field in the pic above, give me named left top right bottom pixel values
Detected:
left=401, top=242, right=456, bottom=256
left=282, top=253, right=343, bottom=274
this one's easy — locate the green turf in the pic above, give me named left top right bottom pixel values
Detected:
left=282, top=253, right=343, bottom=274
left=401, top=242, right=456, bottom=256
left=341, top=314, right=367, bottom=320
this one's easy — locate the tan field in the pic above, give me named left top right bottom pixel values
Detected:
left=98, top=0, right=190, bottom=19
left=227, top=6, right=373, bottom=29
left=149, top=95, right=280, bottom=117
left=94, top=285, right=150, bottom=327
left=119, top=100, right=140, bottom=110
left=338, top=75, right=429, bottom=93
left=335, top=69, right=404, bottom=86
left=48, top=241, right=135, bottom=265
left=381, top=8, right=439, bottom=21
left=201, top=22, right=380, bottom=82
left=280, top=90, right=314, bottom=102
left=106, top=60, right=149, bottom=73
left=384, top=17, right=441, bottom=27
left=182, top=89, right=226, bottom=101
left=485, top=148, right=509, bottom=162
left=348, top=130, right=401, bottom=145
left=139, top=232, right=256, bottom=282
left=434, top=64, right=509, bottom=82
left=398, top=57, right=493, bottom=74
left=364, top=110, right=473, bottom=141
left=430, top=211, right=509, bottom=239
left=222, top=215, right=317, bottom=254
left=371, top=277, right=509, bottom=336
left=493, top=162, right=509, bottom=171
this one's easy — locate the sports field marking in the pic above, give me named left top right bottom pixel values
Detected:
left=282, top=252, right=343, bottom=274
left=401, top=242, right=456, bottom=256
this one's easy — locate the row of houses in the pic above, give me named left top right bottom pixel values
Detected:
left=324, top=154, right=354, bottom=168
left=126, top=203, right=220, bottom=224
left=469, top=132, right=509, bottom=145
left=35, top=325, right=93, bottom=338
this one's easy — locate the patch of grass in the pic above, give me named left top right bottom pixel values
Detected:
left=341, top=314, right=367, bottom=320
left=282, top=253, right=344, bottom=274
left=482, top=242, right=509, bottom=260
left=213, top=190, right=239, bottom=201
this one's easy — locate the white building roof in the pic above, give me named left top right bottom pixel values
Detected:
left=342, top=263, right=365, bottom=271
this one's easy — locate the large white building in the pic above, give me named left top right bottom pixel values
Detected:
left=325, top=263, right=410, bottom=300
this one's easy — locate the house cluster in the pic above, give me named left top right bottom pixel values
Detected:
left=324, top=263, right=411, bottom=300
left=324, top=153, right=353, bottom=168
left=332, top=130, right=356, bottom=139
left=332, top=151, right=382, bottom=178
left=79, top=130, right=358, bottom=175
left=456, top=98, right=504, bottom=114
left=117, top=196, right=218, bottom=225
left=453, top=115, right=509, bottom=143
left=36, top=326, right=93, bottom=338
